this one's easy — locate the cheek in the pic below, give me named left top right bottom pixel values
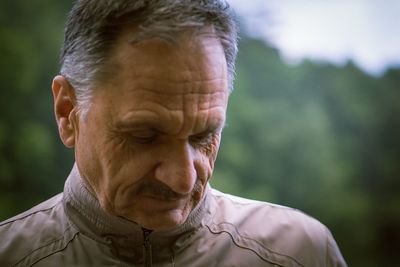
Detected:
left=208, top=136, right=222, bottom=167
left=76, top=127, right=129, bottom=191
left=200, top=159, right=214, bottom=183
left=198, top=139, right=221, bottom=183
left=74, top=125, right=107, bottom=197
left=95, top=143, right=158, bottom=211
left=101, top=141, right=165, bottom=189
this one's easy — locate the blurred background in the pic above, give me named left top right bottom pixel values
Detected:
left=0, top=1, right=399, bottom=266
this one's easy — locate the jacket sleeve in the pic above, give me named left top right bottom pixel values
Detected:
left=324, top=227, right=348, bottom=267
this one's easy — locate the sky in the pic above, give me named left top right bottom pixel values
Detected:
left=229, top=0, right=400, bottom=76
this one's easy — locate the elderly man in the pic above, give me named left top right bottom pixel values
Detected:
left=0, top=0, right=347, bottom=266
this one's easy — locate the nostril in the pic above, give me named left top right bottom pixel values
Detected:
left=176, top=167, right=197, bottom=194
left=153, top=140, right=198, bottom=195
left=154, top=160, right=197, bottom=195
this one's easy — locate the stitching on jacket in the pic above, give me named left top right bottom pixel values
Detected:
left=13, top=225, right=77, bottom=266
left=63, top=200, right=111, bottom=246
left=209, top=194, right=304, bottom=266
left=206, top=191, right=304, bottom=267
left=66, top=216, right=111, bottom=246
left=30, top=231, right=80, bottom=266
left=64, top=183, right=115, bottom=237
left=0, top=194, right=62, bottom=226
left=205, top=224, right=305, bottom=267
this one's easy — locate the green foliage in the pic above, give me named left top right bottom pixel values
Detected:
left=0, top=3, right=399, bottom=267
left=0, top=0, right=74, bottom=216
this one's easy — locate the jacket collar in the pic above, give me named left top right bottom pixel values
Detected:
left=62, top=164, right=212, bottom=262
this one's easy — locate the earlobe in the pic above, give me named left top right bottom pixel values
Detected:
left=52, top=75, right=77, bottom=148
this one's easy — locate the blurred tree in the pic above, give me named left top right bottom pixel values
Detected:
left=0, top=0, right=74, bottom=217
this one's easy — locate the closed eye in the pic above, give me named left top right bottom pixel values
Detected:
left=128, top=134, right=157, bottom=144
left=125, top=130, right=159, bottom=144
left=189, top=132, right=217, bottom=147
left=111, top=129, right=158, bottom=145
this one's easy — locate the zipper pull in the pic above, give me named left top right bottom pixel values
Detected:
left=142, top=228, right=153, bottom=267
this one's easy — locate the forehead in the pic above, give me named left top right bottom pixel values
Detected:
left=92, top=28, right=229, bottom=135
left=108, top=28, right=228, bottom=93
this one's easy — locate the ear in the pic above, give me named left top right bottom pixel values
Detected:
left=52, top=75, right=78, bottom=148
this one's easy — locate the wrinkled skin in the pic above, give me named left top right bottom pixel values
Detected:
left=52, top=29, right=228, bottom=231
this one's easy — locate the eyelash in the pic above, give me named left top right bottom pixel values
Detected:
left=189, top=133, right=217, bottom=147
left=127, top=133, right=157, bottom=144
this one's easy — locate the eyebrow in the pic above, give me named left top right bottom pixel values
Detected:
left=207, top=120, right=227, bottom=133
left=113, top=119, right=161, bottom=132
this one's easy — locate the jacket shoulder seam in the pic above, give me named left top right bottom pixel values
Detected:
left=212, top=190, right=300, bottom=212
left=206, top=223, right=305, bottom=267
left=13, top=225, right=78, bottom=266
left=209, top=192, right=310, bottom=266
left=0, top=194, right=63, bottom=226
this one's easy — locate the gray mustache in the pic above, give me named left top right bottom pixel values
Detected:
left=132, top=179, right=203, bottom=200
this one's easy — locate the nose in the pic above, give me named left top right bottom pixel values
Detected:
left=154, top=140, right=197, bottom=195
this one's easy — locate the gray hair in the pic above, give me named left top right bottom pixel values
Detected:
left=60, top=0, right=239, bottom=112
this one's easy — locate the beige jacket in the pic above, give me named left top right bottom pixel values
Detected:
left=0, top=165, right=347, bottom=266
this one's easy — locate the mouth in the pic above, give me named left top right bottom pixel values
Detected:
left=116, top=178, right=204, bottom=213
left=128, top=179, right=201, bottom=202
left=140, top=193, right=186, bottom=202
left=131, top=194, right=190, bottom=213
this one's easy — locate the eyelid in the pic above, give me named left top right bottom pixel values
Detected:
left=127, top=133, right=157, bottom=145
left=130, top=130, right=157, bottom=137
left=189, top=131, right=217, bottom=144
left=131, top=128, right=158, bottom=136
left=115, top=128, right=159, bottom=144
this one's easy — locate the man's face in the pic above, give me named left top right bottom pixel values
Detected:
left=73, top=30, right=228, bottom=231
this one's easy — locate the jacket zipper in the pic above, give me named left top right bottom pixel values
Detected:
left=142, top=228, right=153, bottom=267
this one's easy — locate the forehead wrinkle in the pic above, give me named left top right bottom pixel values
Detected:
left=175, top=109, right=226, bottom=138
left=173, top=89, right=225, bottom=137
left=114, top=101, right=226, bottom=135
left=119, top=79, right=228, bottom=136
left=102, top=28, right=228, bottom=138
left=120, top=88, right=227, bottom=107
left=116, top=30, right=226, bottom=75
left=117, top=66, right=225, bottom=91
left=113, top=39, right=227, bottom=94
left=148, top=95, right=225, bottom=119
left=119, top=77, right=227, bottom=96
left=122, top=87, right=227, bottom=100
